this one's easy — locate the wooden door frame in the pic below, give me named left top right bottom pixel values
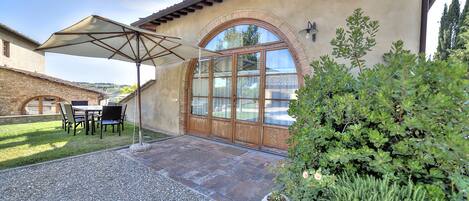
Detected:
left=184, top=18, right=304, bottom=150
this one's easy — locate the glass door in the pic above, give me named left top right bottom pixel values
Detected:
left=234, top=52, right=261, bottom=146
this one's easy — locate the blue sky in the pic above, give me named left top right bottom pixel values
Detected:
left=0, top=0, right=181, bottom=85
left=0, top=0, right=463, bottom=84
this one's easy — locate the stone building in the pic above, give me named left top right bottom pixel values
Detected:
left=121, top=0, right=435, bottom=152
left=0, top=23, right=104, bottom=116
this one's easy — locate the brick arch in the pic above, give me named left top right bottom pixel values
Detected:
left=197, top=9, right=310, bottom=75
left=19, top=95, right=67, bottom=115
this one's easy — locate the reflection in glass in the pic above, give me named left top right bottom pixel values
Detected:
left=236, top=99, right=259, bottom=122
left=213, top=98, right=231, bottom=118
left=265, top=74, right=298, bottom=99
left=192, top=78, right=209, bottom=96
left=193, top=59, right=210, bottom=78
left=237, top=52, right=260, bottom=75
left=213, top=78, right=231, bottom=97
left=264, top=100, right=295, bottom=126
left=191, top=97, right=208, bottom=116
left=205, top=24, right=280, bottom=51
left=266, top=49, right=296, bottom=74
left=237, top=77, right=259, bottom=98
left=213, top=56, right=232, bottom=77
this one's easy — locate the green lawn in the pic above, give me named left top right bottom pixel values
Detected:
left=0, top=121, right=167, bottom=170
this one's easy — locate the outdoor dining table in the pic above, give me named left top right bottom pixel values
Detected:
left=72, top=105, right=102, bottom=135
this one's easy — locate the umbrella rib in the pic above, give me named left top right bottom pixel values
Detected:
left=123, top=28, right=137, bottom=59
left=141, top=34, right=185, bottom=61
left=108, top=33, right=136, bottom=59
left=36, top=33, right=128, bottom=51
left=142, top=52, right=173, bottom=62
left=141, top=44, right=181, bottom=61
left=88, top=35, right=134, bottom=61
left=54, top=32, right=135, bottom=35
left=140, top=35, right=157, bottom=67
left=140, top=37, right=165, bottom=60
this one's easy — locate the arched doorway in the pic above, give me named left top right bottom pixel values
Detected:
left=22, top=95, right=65, bottom=115
left=186, top=19, right=301, bottom=151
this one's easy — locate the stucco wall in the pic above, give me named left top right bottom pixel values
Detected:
left=0, top=29, right=45, bottom=73
left=126, top=0, right=423, bottom=135
left=0, top=68, right=102, bottom=116
left=122, top=63, right=186, bottom=135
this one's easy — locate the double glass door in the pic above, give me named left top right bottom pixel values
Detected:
left=189, top=48, right=298, bottom=149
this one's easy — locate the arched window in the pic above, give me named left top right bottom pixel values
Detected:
left=23, top=96, right=64, bottom=115
left=187, top=20, right=300, bottom=150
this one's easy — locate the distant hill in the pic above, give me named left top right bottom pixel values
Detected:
left=74, top=82, right=131, bottom=102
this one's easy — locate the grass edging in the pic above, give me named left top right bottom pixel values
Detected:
left=0, top=135, right=176, bottom=174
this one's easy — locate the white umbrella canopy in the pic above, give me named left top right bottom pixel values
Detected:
left=37, top=15, right=218, bottom=66
left=37, top=15, right=219, bottom=147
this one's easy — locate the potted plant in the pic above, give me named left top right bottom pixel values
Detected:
left=262, top=191, right=289, bottom=201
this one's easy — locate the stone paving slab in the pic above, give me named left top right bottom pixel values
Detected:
left=0, top=151, right=209, bottom=201
left=119, top=136, right=284, bottom=201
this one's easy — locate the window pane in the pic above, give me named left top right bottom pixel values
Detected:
left=213, top=56, right=232, bottom=77
left=266, top=49, right=296, bottom=74
left=191, top=97, right=208, bottom=116
left=42, top=97, right=57, bottom=114
left=236, top=99, right=258, bottom=122
left=193, top=59, right=210, bottom=78
left=237, top=76, right=259, bottom=98
left=25, top=98, right=40, bottom=115
left=237, top=52, right=260, bottom=75
left=213, top=77, right=231, bottom=98
left=205, top=25, right=280, bottom=51
left=264, top=100, right=295, bottom=126
left=265, top=74, right=298, bottom=99
left=192, top=78, right=209, bottom=96
left=213, top=98, right=231, bottom=119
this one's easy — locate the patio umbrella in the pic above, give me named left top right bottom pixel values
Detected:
left=37, top=15, right=219, bottom=148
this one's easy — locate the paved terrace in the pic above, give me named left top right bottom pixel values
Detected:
left=0, top=136, right=284, bottom=201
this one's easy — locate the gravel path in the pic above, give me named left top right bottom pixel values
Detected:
left=0, top=151, right=210, bottom=201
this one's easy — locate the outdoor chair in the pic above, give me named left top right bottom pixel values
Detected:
left=99, top=106, right=122, bottom=139
left=119, top=104, right=127, bottom=130
left=64, top=104, right=89, bottom=135
left=58, top=102, right=68, bottom=130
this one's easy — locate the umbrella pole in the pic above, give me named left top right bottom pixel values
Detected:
left=136, top=62, right=143, bottom=145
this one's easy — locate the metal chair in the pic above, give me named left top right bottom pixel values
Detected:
left=71, top=100, right=89, bottom=106
left=64, top=104, right=88, bottom=135
left=99, top=106, right=122, bottom=139
left=58, top=102, right=68, bottom=130
left=119, top=104, right=127, bottom=130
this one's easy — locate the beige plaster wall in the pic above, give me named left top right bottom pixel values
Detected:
left=0, top=29, right=45, bottom=73
left=126, top=0, right=423, bottom=135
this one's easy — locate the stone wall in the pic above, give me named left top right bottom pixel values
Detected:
left=0, top=114, right=61, bottom=125
left=0, top=68, right=103, bottom=116
left=125, top=0, right=423, bottom=135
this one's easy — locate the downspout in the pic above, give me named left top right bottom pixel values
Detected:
left=420, top=0, right=430, bottom=53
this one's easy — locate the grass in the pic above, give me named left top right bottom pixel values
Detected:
left=0, top=121, right=168, bottom=170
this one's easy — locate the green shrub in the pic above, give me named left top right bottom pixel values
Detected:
left=328, top=174, right=427, bottom=201
left=278, top=8, right=469, bottom=200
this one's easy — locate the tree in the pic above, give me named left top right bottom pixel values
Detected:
left=448, top=0, right=461, bottom=47
left=436, top=4, right=450, bottom=60
left=457, top=0, right=469, bottom=49
left=120, top=84, right=137, bottom=94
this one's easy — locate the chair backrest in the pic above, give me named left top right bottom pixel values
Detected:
left=58, top=102, right=67, bottom=120
left=121, top=104, right=127, bottom=119
left=107, top=102, right=118, bottom=106
left=71, top=100, right=88, bottom=106
left=101, top=106, right=122, bottom=121
left=63, top=104, right=76, bottom=124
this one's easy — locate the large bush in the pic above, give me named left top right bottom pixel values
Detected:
left=277, top=9, right=469, bottom=200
